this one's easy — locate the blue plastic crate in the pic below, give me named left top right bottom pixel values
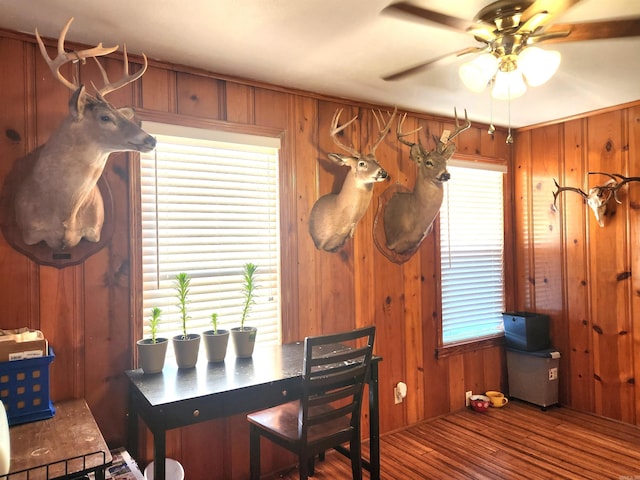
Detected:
left=0, top=347, right=55, bottom=425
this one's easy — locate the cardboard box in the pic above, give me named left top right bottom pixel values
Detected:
left=0, top=328, right=48, bottom=362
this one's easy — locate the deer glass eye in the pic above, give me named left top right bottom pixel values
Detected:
left=100, top=115, right=113, bottom=123
left=358, top=160, right=367, bottom=168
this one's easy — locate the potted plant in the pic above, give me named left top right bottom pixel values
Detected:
left=202, top=312, right=229, bottom=363
left=172, top=272, right=200, bottom=368
left=136, top=307, right=168, bottom=374
left=230, top=263, right=258, bottom=358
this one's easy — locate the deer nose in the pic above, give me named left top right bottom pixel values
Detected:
left=438, top=172, right=450, bottom=182
left=378, top=169, right=388, bottom=179
left=146, top=136, right=157, bottom=149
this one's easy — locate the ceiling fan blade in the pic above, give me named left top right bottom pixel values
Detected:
left=381, top=2, right=472, bottom=32
left=520, top=0, right=583, bottom=28
left=382, top=47, right=486, bottom=81
left=539, top=18, right=640, bottom=43
left=527, top=30, right=571, bottom=45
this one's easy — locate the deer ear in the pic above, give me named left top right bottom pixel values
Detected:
left=69, top=85, right=89, bottom=121
left=118, top=107, right=136, bottom=120
left=328, top=153, right=349, bottom=166
left=442, top=143, right=456, bottom=156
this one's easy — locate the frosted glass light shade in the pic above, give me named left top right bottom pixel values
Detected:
left=492, top=69, right=527, bottom=100
left=519, top=47, right=561, bottom=87
left=459, top=53, right=499, bottom=92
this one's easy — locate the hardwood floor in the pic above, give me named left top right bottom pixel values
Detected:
left=268, top=400, right=640, bottom=479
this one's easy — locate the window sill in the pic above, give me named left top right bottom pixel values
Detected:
left=435, top=334, right=505, bottom=359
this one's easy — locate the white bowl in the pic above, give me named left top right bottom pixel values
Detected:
left=144, top=458, right=184, bottom=480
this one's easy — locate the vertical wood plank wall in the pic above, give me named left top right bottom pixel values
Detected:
left=514, top=104, right=640, bottom=424
left=1, top=27, right=638, bottom=478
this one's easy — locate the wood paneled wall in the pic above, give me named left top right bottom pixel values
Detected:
left=514, top=103, right=640, bottom=424
left=6, top=26, right=619, bottom=479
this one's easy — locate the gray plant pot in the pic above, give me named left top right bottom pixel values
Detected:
left=172, top=333, right=201, bottom=368
left=230, top=327, right=257, bottom=358
left=136, top=338, right=168, bottom=374
left=202, top=329, right=230, bottom=363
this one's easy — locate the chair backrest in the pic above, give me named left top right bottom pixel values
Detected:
left=299, top=326, right=376, bottom=442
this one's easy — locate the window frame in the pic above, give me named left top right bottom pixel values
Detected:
left=435, top=153, right=511, bottom=359
left=130, top=111, right=296, bottom=353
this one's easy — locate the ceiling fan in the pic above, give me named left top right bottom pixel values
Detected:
left=382, top=0, right=640, bottom=83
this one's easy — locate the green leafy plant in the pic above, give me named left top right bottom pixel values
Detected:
left=149, top=307, right=162, bottom=343
left=239, top=263, right=258, bottom=330
left=211, top=312, right=219, bottom=335
left=174, top=272, right=191, bottom=339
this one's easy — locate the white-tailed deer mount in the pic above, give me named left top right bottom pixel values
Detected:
left=9, top=17, right=155, bottom=257
left=374, top=108, right=470, bottom=264
left=308, top=107, right=396, bottom=252
left=552, top=172, right=640, bottom=227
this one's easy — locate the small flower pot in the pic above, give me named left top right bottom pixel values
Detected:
left=230, top=327, right=257, bottom=358
left=136, top=338, right=168, bottom=374
left=202, top=329, right=230, bottom=363
left=172, top=333, right=201, bottom=368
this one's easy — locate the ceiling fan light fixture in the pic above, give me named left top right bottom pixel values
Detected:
left=519, top=47, right=561, bottom=86
left=492, top=68, right=527, bottom=100
left=458, top=53, right=499, bottom=92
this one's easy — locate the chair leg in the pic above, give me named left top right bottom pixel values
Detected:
left=308, top=455, right=315, bottom=476
left=249, top=425, right=261, bottom=480
left=350, top=435, right=363, bottom=480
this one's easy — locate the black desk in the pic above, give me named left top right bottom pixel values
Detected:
left=126, top=342, right=381, bottom=480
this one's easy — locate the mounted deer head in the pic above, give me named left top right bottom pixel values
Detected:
left=13, top=18, right=155, bottom=251
left=552, top=172, right=640, bottom=227
left=379, top=108, right=470, bottom=261
left=308, top=107, right=396, bottom=252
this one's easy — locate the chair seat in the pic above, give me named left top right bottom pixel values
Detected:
left=248, top=400, right=353, bottom=446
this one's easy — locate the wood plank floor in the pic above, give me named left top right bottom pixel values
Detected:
left=268, top=400, right=640, bottom=479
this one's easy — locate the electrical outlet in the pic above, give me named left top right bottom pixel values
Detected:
left=549, top=368, right=558, bottom=381
left=465, top=390, right=473, bottom=407
left=394, top=386, right=403, bottom=404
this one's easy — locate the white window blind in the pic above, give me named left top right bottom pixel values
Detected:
left=440, top=162, right=506, bottom=344
left=139, top=122, right=282, bottom=351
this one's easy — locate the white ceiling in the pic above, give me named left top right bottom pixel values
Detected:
left=1, top=0, right=639, bottom=128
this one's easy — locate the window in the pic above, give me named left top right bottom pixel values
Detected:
left=440, top=160, right=506, bottom=345
left=139, top=122, right=282, bottom=352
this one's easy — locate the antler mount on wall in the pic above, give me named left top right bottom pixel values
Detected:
left=552, top=172, right=640, bottom=227
left=0, top=17, right=155, bottom=268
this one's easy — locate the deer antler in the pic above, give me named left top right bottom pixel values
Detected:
left=330, top=108, right=360, bottom=157
left=552, top=178, right=589, bottom=210
left=35, top=17, right=119, bottom=91
left=93, top=45, right=148, bottom=97
left=330, top=107, right=397, bottom=157
left=370, top=106, right=397, bottom=153
left=588, top=172, right=640, bottom=205
left=447, top=108, right=471, bottom=143
left=396, top=112, right=423, bottom=148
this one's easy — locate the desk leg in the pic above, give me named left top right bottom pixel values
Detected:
left=369, top=361, right=380, bottom=480
left=153, top=429, right=167, bottom=480
left=127, top=389, right=139, bottom=461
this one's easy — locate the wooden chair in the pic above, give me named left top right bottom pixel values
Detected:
left=247, top=326, right=376, bottom=480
